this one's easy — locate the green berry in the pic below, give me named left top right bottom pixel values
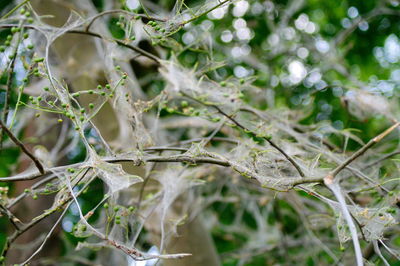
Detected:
left=33, top=194, right=38, bottom=200
left=5, top=40, right=11, bottom=46
left=23, top=33, right=29, bottom=39
left=103, top=203, right=109, bottom=209
left=24, top=11, right=31, bottom=17
left=24, top=188, right=30, bottom=193
left=72, top=92, right=80, bottom=97
left=89, top=103, right=94, bottom=109
left=27, top=18, right=34, bottom=23
left=75, top=126, right=80, bottom=131
left=80, top=108, right=85, bottom=114
left=27, top=44, right=34, bottom=49
left=105, top=84, right=111, bottom=89
left=88, top=90, right=94, bottom=94
left=101, top=92, right=106, bottom=96
left=79, top=116, right=84, bottom=122
left=97, top=85, right=102, bottom=90
left=113, top=206, right=120, bottom=212
left=35, top=113, right=40, bottom=118
left=0, top=46, right=5, bottom=52
left=43, top=87, right=49, bottom=91
left=57, top=119, right=63, bottom=123
left=220, top=81, right=227, bottom=87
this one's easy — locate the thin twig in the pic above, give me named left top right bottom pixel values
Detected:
left=0, top=119, right=45, bottom=174
left=85, top=10, right=165, bottom=32
left=0, top=204, right=22, bottom=231
left=1, top=0, right=30, bottom=19
left=184, top=93, right=306, bottom=177
left=325, top=122, right=400, bottom=184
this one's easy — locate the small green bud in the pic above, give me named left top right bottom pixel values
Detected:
left=130, top=35, right=136, bottom=40
left=61, top=103, right=67, bottom=108
left=115, top=219, right=120, bottom=224
left=24, top=11, right=31, bottom=17
left=105, top=84, right=111, bottom=89
left=27, top=18, right=34, bottom=23
left=0, top=46, right=5, bottom=52
left=128, top=206, right=135, bottom=212
left=5, top=40, right=11, bottom=46
left=35, top=113, right=40, bottom=118
left=24, top=188, right=30, bottom=193
left=37, top=96, right=42, bottom=101
left=43, top=87, right=49, bottom=91
left=115, top=65, right=121, bottom=70
left=33, top=194, right=38, bottom=200
left=11, top=27, right=18, bottom=34
left=220, top=81, right=227, bottom=87
left=181, top=101, right=188, bottom=107
left=23, top=33, right=29, bottom=39
left=23, top=77, right=28, bottom=83
left=104, top=203, right=109, bottom=209
left=97, top=85, right=102, bottom=90
left=101, top=92, right=106, bottom=96
left=27, top=44, right=34, bottom=49
left=88, top=90, right=94, bottom=94
left=68, top=168, right=75, bottom=173
left=72, top=92, right=80, bottom=97
left=57, top=119, right=63, bottom=123
left=113, top=206, right=120, bottom=212
left=75, top=126, right=80, bottom=131
left=89, top=103, right=94, bottom=109
left=79, top=116, right=84, bottom=122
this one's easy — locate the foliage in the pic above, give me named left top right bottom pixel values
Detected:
left=0, top=0, right=400, bottom=265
